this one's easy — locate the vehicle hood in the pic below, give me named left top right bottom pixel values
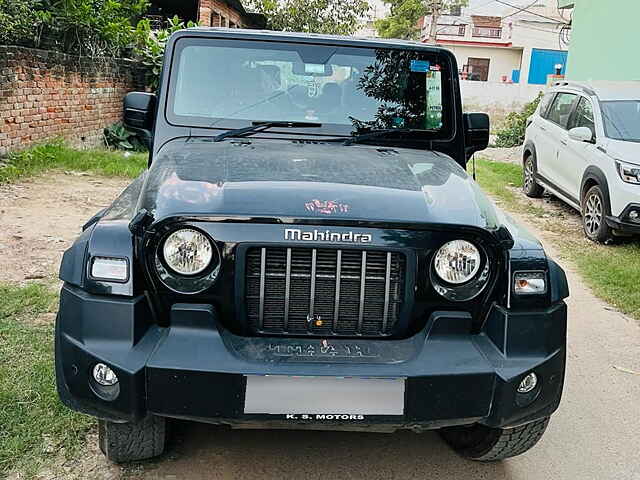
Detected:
left=604, top=139, right=640, bottom=165
left=139, top=138, right=500, bottom=230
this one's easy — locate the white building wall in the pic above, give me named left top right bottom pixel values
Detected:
left=444, top=45, right=523, bottom=82
left=511, top=20, right=567, bottom=84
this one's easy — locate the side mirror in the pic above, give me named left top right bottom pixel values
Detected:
left=123, top=92, right=156, bottom=131
left=463, top=112, right=490, bottom=159
left=568, top=126, right=594, bottom=143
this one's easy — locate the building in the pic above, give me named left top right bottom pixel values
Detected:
left=420, top=1, right=571, bottom=85
left=145, top=0, right=266, bottom=29
left=559, top=0, right=640, bottom=81
left=356, top=0, right=391, bottom=38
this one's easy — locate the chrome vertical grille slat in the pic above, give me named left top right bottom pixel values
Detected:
left=333, top=250, right=342, bottom=333
left=357, top=251, right=367, bottom=334
left=308, top=249, right=317, bottom=331
left=258, top=247, right=266, bottom=328
left=283, top=248, right=291, bottom=331
left=382, top=252, right=392, bottom=332
left=246, top=247, right=405, bottom=337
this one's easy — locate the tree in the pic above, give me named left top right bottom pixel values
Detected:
left=248, top=0, right=370, bottom=35
left=375, top=0, right=468, bottom=40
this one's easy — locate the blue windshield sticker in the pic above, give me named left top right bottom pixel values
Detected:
left=410, top=60, right=431, bottom=73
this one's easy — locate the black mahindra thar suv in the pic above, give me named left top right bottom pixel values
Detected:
left=55, top=28, right=569, bottom=463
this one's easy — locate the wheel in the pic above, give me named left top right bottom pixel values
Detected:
left=440, top=417, right=550, bottom=461
left=523, top=154, right=544, bottom=198
left=98, top=416, right=166, bottom=463
left=582, top=185, right=613, bottom=243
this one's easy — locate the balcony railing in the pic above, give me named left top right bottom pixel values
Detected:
left=438, top=24, right=466, bottom=36
left=472, top=26, right=503, bottom=38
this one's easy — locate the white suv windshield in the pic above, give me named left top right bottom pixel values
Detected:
left=601, top=101, right=640, bottom=142
left=167, top=38, right=451, bottom=136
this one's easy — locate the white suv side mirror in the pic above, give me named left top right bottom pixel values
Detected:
left=568, top=127, right=594, bottom=143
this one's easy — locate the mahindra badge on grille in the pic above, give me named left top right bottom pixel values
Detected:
left=284, top=228, right=372, bottom=244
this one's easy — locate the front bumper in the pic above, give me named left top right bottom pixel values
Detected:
left=56, top=285, right=567, bottom=431
left=606, top=213, right=640, bottom=235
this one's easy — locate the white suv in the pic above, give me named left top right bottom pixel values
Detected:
left=523, top=81, right=640, bottom=242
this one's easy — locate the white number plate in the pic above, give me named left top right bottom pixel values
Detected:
left=243, top=375, right=405, bottom=416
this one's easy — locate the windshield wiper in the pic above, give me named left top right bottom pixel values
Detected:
left=212, top=121, right=322, bottom=142
left=342, top=128, right=426, bottom=146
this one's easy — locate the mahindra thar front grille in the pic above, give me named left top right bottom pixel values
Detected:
left=246, top=247, right=405, bottom=337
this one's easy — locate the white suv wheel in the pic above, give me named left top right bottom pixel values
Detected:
left=584, top=192, right=603, bottom=236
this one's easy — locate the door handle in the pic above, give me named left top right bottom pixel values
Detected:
left=540, top=126, right=547, bottom=131
left=560, top=140, right=568, bottom=146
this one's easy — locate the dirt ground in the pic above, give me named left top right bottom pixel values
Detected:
left=3, top=172, right=640, bottom=480
left=0, top=173, right=127, bottom=285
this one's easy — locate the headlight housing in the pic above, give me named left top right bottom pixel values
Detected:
left=433, top=240, right=481, bottom=284
left=616, top=160, right=640, bottom=185
left=163, top=228, right=213, bottom=275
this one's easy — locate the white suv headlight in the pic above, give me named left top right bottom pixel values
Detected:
left=163, top=228, right=213, bottom=275
left=616, top=160, right=640, bottom=185
left=433, top=240, right=481, bottom=284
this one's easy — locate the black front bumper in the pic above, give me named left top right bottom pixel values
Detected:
left=606, top=215, right=640, bottom=235
left=56, top=285, right=567, bottom=431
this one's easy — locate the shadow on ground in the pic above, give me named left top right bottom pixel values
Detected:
left=128, top=420, right=510, bottom=480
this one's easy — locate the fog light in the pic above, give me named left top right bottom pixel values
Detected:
left=517, top=372, right=538, bottom=394
left=629, top=210, right=640, bottom=223
left=93, top=363, right=118, bottom=386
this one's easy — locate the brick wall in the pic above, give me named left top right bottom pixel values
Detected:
left=198, top=0, right=247, bottom=27
left=0, top=46, right=146, bottom=156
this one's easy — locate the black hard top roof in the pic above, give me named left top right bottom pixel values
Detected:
left=172, top=27, right=449, bottom=53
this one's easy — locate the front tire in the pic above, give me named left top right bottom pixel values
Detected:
left=98, top=416, right=166, bottom=463
left=582, top=185, right=613, bottom=243
left=523, top=154, right=544, bottom=198
left=440, top=417, right=550, bottom=461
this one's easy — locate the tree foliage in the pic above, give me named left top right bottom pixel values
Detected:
left=248, top=0, right=370, bottom=35
left=0, top=0, right=49, bottom=47
left=0, top=0, right=148, bottom=56
left=133, top=15, right=197, bottom=89
left=375, top=0, right=468, bottom=40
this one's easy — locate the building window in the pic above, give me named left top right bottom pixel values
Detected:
left=211, top=11, right=222, bottom=27
left=467, top=58, right=490, bottom=81
left=448, top=6, right=462, bottom=16
left=472, top=26, right=502, bottom=38
left=439, top=24, right=466, bottom=36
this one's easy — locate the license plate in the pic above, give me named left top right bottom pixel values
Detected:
left=243, top=375, right=405, bottom=415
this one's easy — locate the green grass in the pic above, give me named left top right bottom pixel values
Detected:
left=472, top=159, right=547, bottom=216
left=0, top=283, right=92, bottom=477
left=474, top=158, right=640, bottom=321
left=0, top=142, right=147, bottom=184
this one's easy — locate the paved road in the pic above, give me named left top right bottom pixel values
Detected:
left=132, top=218, right=640, bottom=480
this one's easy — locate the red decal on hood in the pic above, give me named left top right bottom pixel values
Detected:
left=305, top=199, right=350, bottom=215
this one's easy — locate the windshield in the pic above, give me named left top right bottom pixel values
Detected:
left=601, top=101, right=640, bottom=142
left=167, top=38, right=452, bottom=138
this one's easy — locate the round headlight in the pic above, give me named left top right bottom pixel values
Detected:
left=433, top=240, right=481, bottom=285
left=163, top=228, right=213, bottom=276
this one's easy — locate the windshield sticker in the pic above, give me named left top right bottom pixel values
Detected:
left=305, top=199, right=350, bottom=215
left=410, top=60, right=431, bottom=73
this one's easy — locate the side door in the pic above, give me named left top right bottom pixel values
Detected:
left=536, top=92, right=578, bottom=194
left=561, top=96, right=597, bottom=200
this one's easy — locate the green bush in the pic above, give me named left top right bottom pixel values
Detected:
left=494, top=92, right=543, bottom=148
left=0, top=0, right=149, bottom=57
left=104, top=122, right=147, bottom=151
left=0, top=0, right=49, bottom=47
left=133, top=15, right=197, bottom=89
